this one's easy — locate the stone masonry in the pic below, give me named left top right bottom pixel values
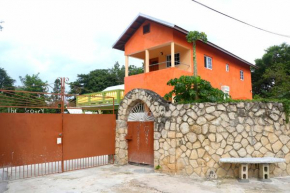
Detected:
left=115, top=89, right=290, bottom=178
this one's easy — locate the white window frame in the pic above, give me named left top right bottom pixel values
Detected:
left=240, top=70, right=244, bottom=80
left=221, top=85, right=230, bottom=98
left=204, top=56, right=212, bottom=70
left=226, top=64, right=229, bottom=72
left=166, top=53, right=180, bottom=67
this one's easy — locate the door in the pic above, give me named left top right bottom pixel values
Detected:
left=127, top=121, right=154, bottom=165
left=149, top=58, right=159, bottom=72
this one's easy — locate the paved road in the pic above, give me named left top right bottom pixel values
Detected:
left=2, top=164, right=290, bottom=193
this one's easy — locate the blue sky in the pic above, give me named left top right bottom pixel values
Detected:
left=0, top=0, right=289, bottom=86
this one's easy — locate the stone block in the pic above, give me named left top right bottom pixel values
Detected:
left=237, top=148, right=247, bottom=157
left=217, top=104, right=226, bottom=111
left=198, top=134, right=205, bottom=143
left=187, top=109, right=198, bottom=120
left=197, top=109, right=206, bottom=116
left=186, top=142, right=193, bottom=150
left=190, top=149, right=198, bottom=160
left=216, top=133, right=223, bottom=143
left=192, top=141, right=201, bottom=148
left=197, top=149, right=206, bottom=157
left=196, top=117, right=207, bottom=125
left=254, top=142, right=262, bottom=151
left=229, top=150, right=238, bottom=158
left=279, top=135, right=290, bottom=145
left=226, top=135, right=234, bottom=145
left=208, top=133, right=216, bottom=142
left=220, top=114, right=230, bottom=122
left=233, top=143, right=242, bottom=150
left=205, top=114, right=215, bottom=121
left=216, top=148, right=224, bottom=155
left=163, top=141, right=170, bottom=150
left=182, top=114, right=188, bottom=122
left=180, top=122, right=190, bottom=134
left=187, top=132, right=197, bottom=143
left=268, top=133, right=279, bottom=143
left=206, top=106, right=216, bottom=113
left=168, top=131, right=176, bottom=139
left=272, top=141, right=283, bottom=153
left=202, top=124, right=209, bottom=134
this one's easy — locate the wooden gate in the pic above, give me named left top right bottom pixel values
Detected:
left=0, top=78, right=116, bottom=181
left=127, top=121, right=154, bottom=165
left=0, top=113, right=116, bottom=181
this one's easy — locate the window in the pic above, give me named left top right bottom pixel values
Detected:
left=204, top=56, right=212, bottom=69
left=143, top=24, right=150, bottom=34
left=226, top=64, right=229, bottom=72
left=240, top=70, right=244, bottom=80
left=221, top=85, right=230, bottom=98
left=166, top=53, right=180, bottom=67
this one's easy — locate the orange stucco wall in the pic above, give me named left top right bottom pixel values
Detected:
left=196, top=41, right=252, bottom=99
left=125, top=68, right=192, bottom=97
left=125, top=20, right=173, bottom=55
left=124, top=21, right=252, bottom=99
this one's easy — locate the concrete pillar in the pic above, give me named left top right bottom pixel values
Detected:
left=259, top=164, right=271, bottom=182
left=239, top=164, right=249, bottom=182
left=145, top=49, right=149, bottom=73
left=125, top=55, right=129, bottom=77
left=171, top=42, right=175, bottom=68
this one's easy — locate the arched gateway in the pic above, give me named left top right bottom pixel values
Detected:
left=115, top=89, right=169, bottom=166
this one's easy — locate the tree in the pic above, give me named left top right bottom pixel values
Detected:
left=0, top=67, right=15, bottom=90
left=129, top=65, right=144, bottom=76
left=164, top=76, right=228, bottom=103
left=186, top=31, right=208, bottom=77
left=19, top=73, right=47, bottom=92
left=252, top=43, right=290, bottom=99
left=69, top=62, right=143, bottom=94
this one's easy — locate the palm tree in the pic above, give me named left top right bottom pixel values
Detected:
left=186, top=31, right=208, bottom=76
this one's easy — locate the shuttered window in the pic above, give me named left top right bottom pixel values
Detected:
left=240, top=70, right=244, bottom=80
left=204, top=56, right=212, bottom=69
left=143, top=24, right=150, bottom=34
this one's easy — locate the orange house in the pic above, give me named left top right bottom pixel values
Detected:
left=113, top=14, right=254, bottom=99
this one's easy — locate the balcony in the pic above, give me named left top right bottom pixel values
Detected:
left=76, top=89, right=124, bottom=110
left=124, top=42, right=192, bottom=97
left=125, top=67, right=192, bottom=98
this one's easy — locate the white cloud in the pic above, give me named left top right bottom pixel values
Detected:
left=0, top=0, right=289, bottom=87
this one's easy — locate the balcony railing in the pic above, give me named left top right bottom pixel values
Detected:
left=149, top=61, right=190, bottom=68
left=76, top=89, right=124, bottom=108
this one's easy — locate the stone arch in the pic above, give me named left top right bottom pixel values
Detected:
left=115, top=89, right=169, bottom=165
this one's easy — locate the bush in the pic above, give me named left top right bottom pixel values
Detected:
left=164, top=76, right=229, bottom=103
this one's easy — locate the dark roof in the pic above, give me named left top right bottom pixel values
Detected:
left=112, top=13, right=255, bottom=67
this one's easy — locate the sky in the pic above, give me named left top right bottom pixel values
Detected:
left=0, top=0, right=289, bottom=87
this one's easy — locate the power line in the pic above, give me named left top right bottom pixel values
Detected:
left=192, top=0, right=290, bottom=38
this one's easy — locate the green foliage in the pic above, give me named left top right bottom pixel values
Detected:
left=0, top=67, right=15, bottom=89
left=164, top=76, right=229, bottom=103
left=69, top=62, right=143, bottom=94
left=155, top=165, right=161, bottom=170
left=186, top=31, right=208, bottom=43
left=19, top=73, right=47, bottom=92
left=282, top=100, right=290, bottom=123
left=186, top=31, right=208, bottom=77
left=252, top=43, right=290, bottom=99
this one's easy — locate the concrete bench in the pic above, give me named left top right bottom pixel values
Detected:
left=219, top=157, right=285, bottom=182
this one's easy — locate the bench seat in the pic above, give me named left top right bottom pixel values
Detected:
left=219, top=157, right=285, bottom=182
left=220, top=157, right=285, bottom=164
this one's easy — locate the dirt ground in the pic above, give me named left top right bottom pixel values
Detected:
left=1, top=164, right=290, bottom=193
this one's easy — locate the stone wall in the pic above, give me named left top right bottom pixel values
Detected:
left=115, top=89, right=290, bottom=178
